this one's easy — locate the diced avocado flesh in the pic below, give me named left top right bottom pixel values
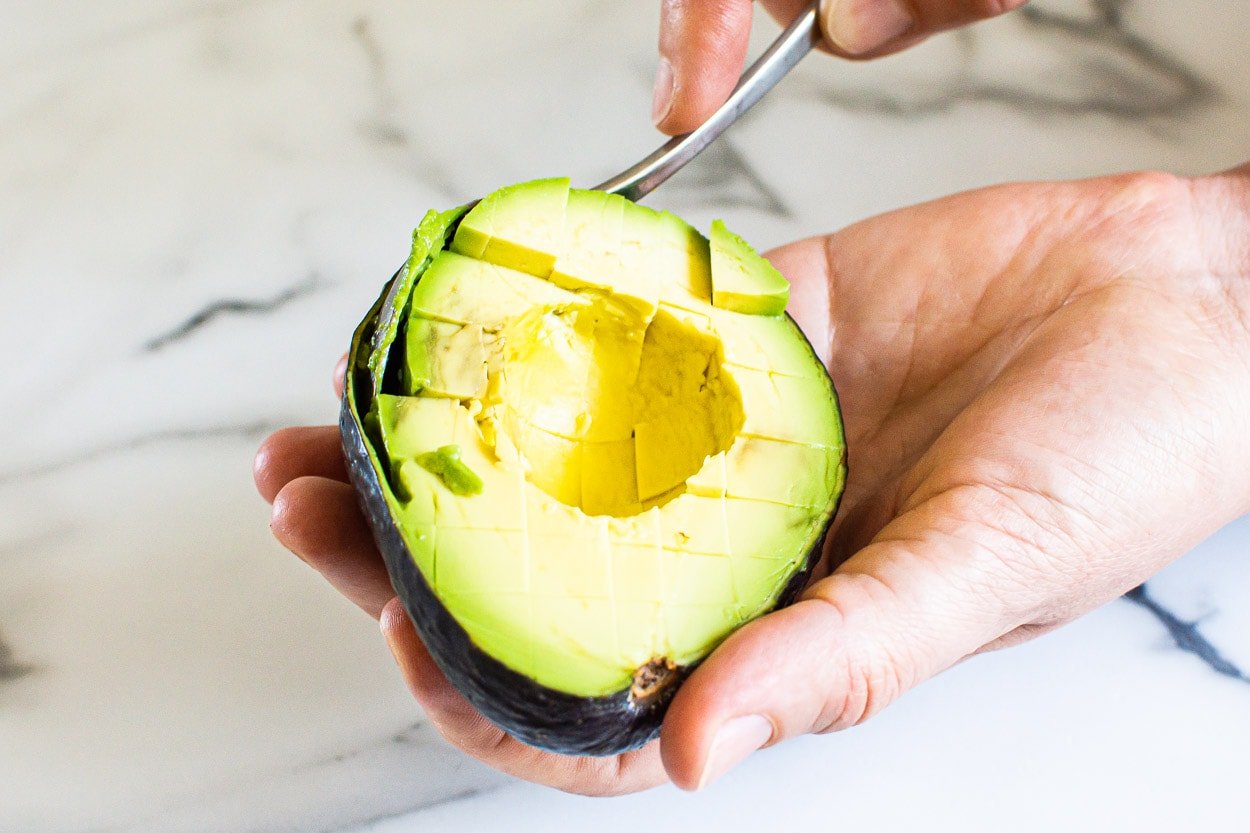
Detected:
left=410, top=250, right=588, bottom=329
left=373, top=180, right=843, bottom=697
left=450, top=177, right=571, bottom=277
left=709, top=219, right=790, bottom=316
left=403, top=319, right=488, bottom=398
left=550, top=190, right=628, bottom=293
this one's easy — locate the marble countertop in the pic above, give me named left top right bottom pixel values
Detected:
left=2, top=1, right=1248, bottom=831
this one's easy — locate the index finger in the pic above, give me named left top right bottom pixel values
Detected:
left=654, top=0, right=754, bottom=135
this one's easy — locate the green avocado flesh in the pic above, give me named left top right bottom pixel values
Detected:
left=416, top=445, right=483, bottom=496
left=371, top=179, right=845, bottom=698
left=709, top=219, right=790, bottom=316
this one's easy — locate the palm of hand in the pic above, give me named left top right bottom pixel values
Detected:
left=793, top=172, right=1247, bottom=588
left=256, top=172, right=1250, bottom=795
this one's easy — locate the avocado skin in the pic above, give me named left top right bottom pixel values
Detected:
left=340, top=271, right=842, bottom=757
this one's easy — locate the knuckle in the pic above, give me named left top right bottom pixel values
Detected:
left=1101, top=169, right=1191, bottom=220
left=948, top=485, right=1074, bottom=600
left=812, top=637, right=907, bottom=734
left=803, top=578, right=912, bottom=733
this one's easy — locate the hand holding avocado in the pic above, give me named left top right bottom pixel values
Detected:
left=257, top=161, right=1250, bottom=792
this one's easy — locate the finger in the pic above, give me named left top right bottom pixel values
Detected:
left=254, top=426, right=348, bottom=504
left=654, top=0, right=754, bottom=134
left=819, top=0, right=1029, bottom=57
left=271, top=476, right=395, bottom=619
left=379, top=598, right=667, bottom=795
left=334, top=353, right=347, bottom=399
left=660, top=490, right=1038, bottom=790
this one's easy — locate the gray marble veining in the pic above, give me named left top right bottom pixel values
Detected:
left=0, top=632, right=35, bottom=683
left=661, top=138, right=794, bottom=218
left=1125, top=585, right=1249, bottom=683
left=143, top=273, right=325, bottom=352
left=802, top=0, right=1217, bottom=122
left=0, top=421, right=286, bottom=486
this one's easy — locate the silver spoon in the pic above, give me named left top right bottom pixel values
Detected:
left=597, top=3, right=820, bottom=201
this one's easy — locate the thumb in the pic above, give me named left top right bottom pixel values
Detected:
left=659, top=513, right=1031, bottom=790
left=819, top=0, right=1030, bottom=56
left=654, top=0, right=754, bottom=135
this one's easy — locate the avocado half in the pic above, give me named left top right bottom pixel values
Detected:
left=340, top=178, right=846, bottom=756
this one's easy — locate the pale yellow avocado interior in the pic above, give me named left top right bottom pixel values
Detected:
left=379, top=179, right=844, bottom=697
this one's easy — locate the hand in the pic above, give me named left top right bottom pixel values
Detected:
left=653, top=0, right=1030, bottom=133
left=255, top=164, right=1250, bottom=794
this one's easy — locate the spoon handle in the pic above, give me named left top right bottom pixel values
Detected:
left=595, top=4, right=820, bottom=202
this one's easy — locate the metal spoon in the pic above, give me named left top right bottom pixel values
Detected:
left=597, top=3, right=819, bottom=201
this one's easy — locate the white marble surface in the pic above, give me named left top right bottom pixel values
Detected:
left=2, top=1, right=1248, bottom=831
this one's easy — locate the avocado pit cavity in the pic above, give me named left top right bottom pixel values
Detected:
left=494, top=299, right=744, bottom=517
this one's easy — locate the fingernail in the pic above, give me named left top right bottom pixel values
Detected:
left=651, top=57, right=674, bottom=126
left=824, top=0, right=914, bottom=55
left=696, top=714, right=773, bottom=790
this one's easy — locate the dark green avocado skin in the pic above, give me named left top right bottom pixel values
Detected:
left=339, top=270, right=841, bottom=757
